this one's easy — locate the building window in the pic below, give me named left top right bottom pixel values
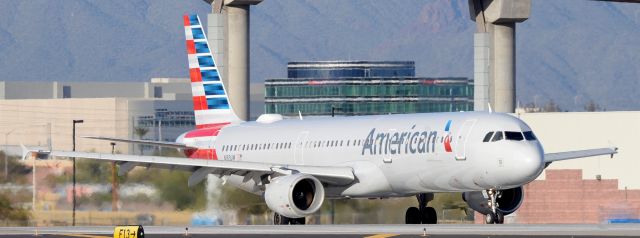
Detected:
left=154, top=86, right=163, bottom=98
left=63, top=86, right=71, bottom=98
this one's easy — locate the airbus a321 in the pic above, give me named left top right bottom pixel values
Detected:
left=26, top=15, right=617, bottom=225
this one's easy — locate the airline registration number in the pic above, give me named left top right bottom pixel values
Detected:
left=223, top=154, right=241, bottom=161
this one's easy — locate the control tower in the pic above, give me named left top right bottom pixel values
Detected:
left=202, top=0, right=262, bottom=121
left=469, top=0, right=530, bottom=113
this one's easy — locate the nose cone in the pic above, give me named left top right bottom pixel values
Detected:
left=502, top=143, right=545, bottom=187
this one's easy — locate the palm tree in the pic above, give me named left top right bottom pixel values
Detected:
left=134, top=127, right=149, bottom=155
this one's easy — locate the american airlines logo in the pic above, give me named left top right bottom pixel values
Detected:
left=361, top=125, right=439, bottom=156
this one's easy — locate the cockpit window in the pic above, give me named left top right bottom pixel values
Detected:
left=523, top=131, right=537, bottom=141
left=483, top=132, right=494, bottom=142
left=505, top=131, right=524, bottom=141
left=491, top=131, right=504, bottom=142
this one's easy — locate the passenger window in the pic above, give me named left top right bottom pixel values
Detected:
left=505, top=131, right=524, bottom=141
left=523, top=131, right=537, bottom=141
left=491, top=131, right=504, bottom=142
left=483, top=132, right=494, bottom=142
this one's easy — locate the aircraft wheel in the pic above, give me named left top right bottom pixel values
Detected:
left=290, top=217, right=306, bottom=225
left=274, top=213, right=290, bottom=225
left=495, top=211, right=504, bottom=224
left=422, top=207, right=437, bottom=224
left=405, top=207, right=421, bottom=224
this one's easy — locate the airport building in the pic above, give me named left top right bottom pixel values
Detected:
left=264, top=61, right=474, bottom=116
left=0, top=78, right=194, bottom=154
left=470, top=111, right=640, bottom=224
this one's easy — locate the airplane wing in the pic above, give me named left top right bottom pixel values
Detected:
left=544, top=147, right=618, bottom=164
left=30, top=149, right=355, bottom=187
left=83, top=136, right=195, bottom=149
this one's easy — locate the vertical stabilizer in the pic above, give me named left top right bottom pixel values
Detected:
left=183, top=14, right=242, bottom=128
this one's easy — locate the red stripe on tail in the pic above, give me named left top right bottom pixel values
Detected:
left=183, top=15, right=190, bottom=27
left=186, top=40, right=196, bottom=54
left=193, top=96, right=207, bottom=111
left=190, top=68, right=202, bottom=82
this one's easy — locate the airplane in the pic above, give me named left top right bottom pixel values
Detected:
left=24, top=14, right=617, bottom=225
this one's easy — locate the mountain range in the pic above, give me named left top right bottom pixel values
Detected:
left=0, top=0, right=638, bottom=111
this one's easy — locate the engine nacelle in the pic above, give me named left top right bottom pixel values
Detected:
left=264, top=173, right=325, bottom=218
left=462, top=187, right=524, bottom=215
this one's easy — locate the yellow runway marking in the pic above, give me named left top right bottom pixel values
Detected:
left=61, top=234, right=110, bottom=238
left=364, top=234, right=399, bottom=238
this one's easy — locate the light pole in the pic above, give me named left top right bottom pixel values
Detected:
left=4, top=128, right=17, bottom=180
left=110, top=142, right=118, bottom=212
left=72, top=119, right=83, bottom=226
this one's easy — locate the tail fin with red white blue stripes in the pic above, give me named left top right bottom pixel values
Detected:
left=183, top=14, right=242, bottom=128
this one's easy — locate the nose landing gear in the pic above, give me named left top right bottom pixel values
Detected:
left=405, top=193, right=437, bottom=224
left=485, top=189, right=504, bottom=224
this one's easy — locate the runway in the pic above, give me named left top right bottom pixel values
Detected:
left=0, top=224, right=639, bottom=237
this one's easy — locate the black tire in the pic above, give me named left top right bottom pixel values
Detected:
left=422, top=207, right=437, bottom=224
left=290, top=217, right=306, bottom=225
left=495, top=211, right=504, bottom=224
left=405, top=207, right=421, bottom=224
left=274, top=213, right=290, bottom=225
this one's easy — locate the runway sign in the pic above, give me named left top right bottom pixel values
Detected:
left=113, top=225, right=144, bottom=238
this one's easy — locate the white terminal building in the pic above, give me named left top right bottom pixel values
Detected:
left=0, top=78, right=194, bottom=155
left=517, top=111, right=640, bottom=190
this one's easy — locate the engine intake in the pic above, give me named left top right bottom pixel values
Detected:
left=462, top=187, right=524, bottom=215
left=264, top=173, right=325, bottom=218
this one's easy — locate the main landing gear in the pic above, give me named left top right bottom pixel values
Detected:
left=273, top=213, right=305, bottom=225
left=405, top=193, right=437, bottom=224
left=484, top=189, right=504, bottom=224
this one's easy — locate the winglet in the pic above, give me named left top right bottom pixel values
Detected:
left=20, top=144, right=29, bottom=161
left=20, top=144, right=51, bottom=161
left=487, top=103, right=493, bottom=113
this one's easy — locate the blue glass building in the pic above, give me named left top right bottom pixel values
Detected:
left=265, top=61, right=473, bottom=116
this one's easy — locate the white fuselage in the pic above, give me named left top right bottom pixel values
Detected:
left=180, top=111, right=545, bottom=198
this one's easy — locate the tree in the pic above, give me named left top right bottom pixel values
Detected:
left=133, top=127, right=149, bottom=155
left=543, top=100, right=561, bottom=112
left=0, top=193, right=30, bottom=225
left=584, top=100, right=601, bottom=112
left=0, top=151, right=31, bottom=184
left=151, top=169, right=207, bottom=211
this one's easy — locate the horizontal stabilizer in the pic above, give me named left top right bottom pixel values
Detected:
left=83, top=136, right=194, bottom=149
left=544, top=147, right=618, bottom=164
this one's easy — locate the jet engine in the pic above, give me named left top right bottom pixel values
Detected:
left=462, top=187, right=524, bottom=215
left=264, top=173, right=325, bottom=218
